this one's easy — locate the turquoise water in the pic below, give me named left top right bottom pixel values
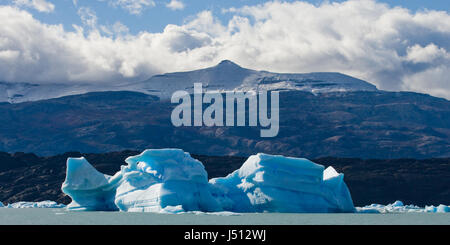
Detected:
left=0, top=209, right=449, bottom=225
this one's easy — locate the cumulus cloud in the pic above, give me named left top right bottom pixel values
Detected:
left=166, top=0, right=184, bottom=11
left=405, top=44, right=449, bottom=64
left=13, top=0, right=54, bottom=13
left=0, top=0, right=450, bottom=99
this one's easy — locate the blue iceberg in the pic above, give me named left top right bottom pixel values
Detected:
left=61, top=157, right=119, bottom=211
left=114, top=149, right=222, bottom=212
left=0, top=201, right=3, bottom=207
left=210, top=153, right=355, bottom=213
left=62, top=149, right=355, bottom=213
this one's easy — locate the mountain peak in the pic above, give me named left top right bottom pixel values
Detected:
left=216, top=60, right=241, bottom=68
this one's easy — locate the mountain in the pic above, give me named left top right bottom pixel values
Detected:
left=0, top=81, right=124, bottom=104
left=0, top=60, right=377, bottom=103
left=0, top=90, right=448, bottom=158
left=127, top=60, right=378, bottom=98
left=0, top=60, right=447, bottom=158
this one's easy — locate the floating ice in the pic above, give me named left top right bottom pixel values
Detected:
left=159, top=205, right=185, bottom=214
left=61, top=149, right=355, bottom=213
left=0, top=201, right=3, bottom=207
left=209, top=153, right=355, bottom=213
left=426, top=205, right=450, bottom=213
left=62, top=149, right=221, bottom=212
left=5, top=201, right=65, bottom=209
left=114, top=149, right=221, bottom=213
left=61, top=157, right=119, bottom=211
left=357, top=201, right=450, bottom=213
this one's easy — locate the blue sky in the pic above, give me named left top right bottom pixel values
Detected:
left=1, top=0, right=448, bottom=34
left=0, top=0, right=449, bottom=99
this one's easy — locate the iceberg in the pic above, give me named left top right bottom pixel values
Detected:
left=61, top=149, right=355, bottom=213
left=114, top=149, right=221, bottom=212
left=61, top=157, right=119, bottom=211
left=5, top=201, right=65, bottom=208
left=210, top=153, right=355, bottom=213
left=427, top=205, right=450, bottom=213
left=0, top=201, right=3, bottom=207
left=357, top=201, right=450, bottom=213
left=62, top=149, right=222, bottom=212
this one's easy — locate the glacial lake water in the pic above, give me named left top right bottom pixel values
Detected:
left=0, top=208, right=449, bottom=225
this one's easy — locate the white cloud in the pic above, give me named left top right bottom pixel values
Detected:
left=166, top=0, right=184, bottom=11
left=103, top=0, right=156, bottom=15
left=111, top=21, right=129, bottom=34
left=403, top=65, right=450, bottom=100
left=100, top=21, right=130, bottom=36
left=405, top=44, right=449, bottom=64
left=77, top=7, right=97, bottom=29
left=1, top=1, right=450, bottom=99
left=13, top=0, right=55, bottom=13
left=76, top=5, right=130, bottom=36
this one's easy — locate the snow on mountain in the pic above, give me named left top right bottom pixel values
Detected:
left=0, top=81, right=123, bottom=104
left=0, top=60, right=377, bottom=103
left=129, top=60, right=378, bottom=98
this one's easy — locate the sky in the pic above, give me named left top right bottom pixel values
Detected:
left=0, top=0, right=449, bottom=99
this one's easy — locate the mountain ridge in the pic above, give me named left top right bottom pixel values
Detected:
left=0, top=90, right=448, bottom=158
left=130, top=60, right=378, bottom=98
left=0, top=60, right=378, bottom=103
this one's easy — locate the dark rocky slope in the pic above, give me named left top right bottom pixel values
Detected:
left=0, top=90, right=449, bottom=159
